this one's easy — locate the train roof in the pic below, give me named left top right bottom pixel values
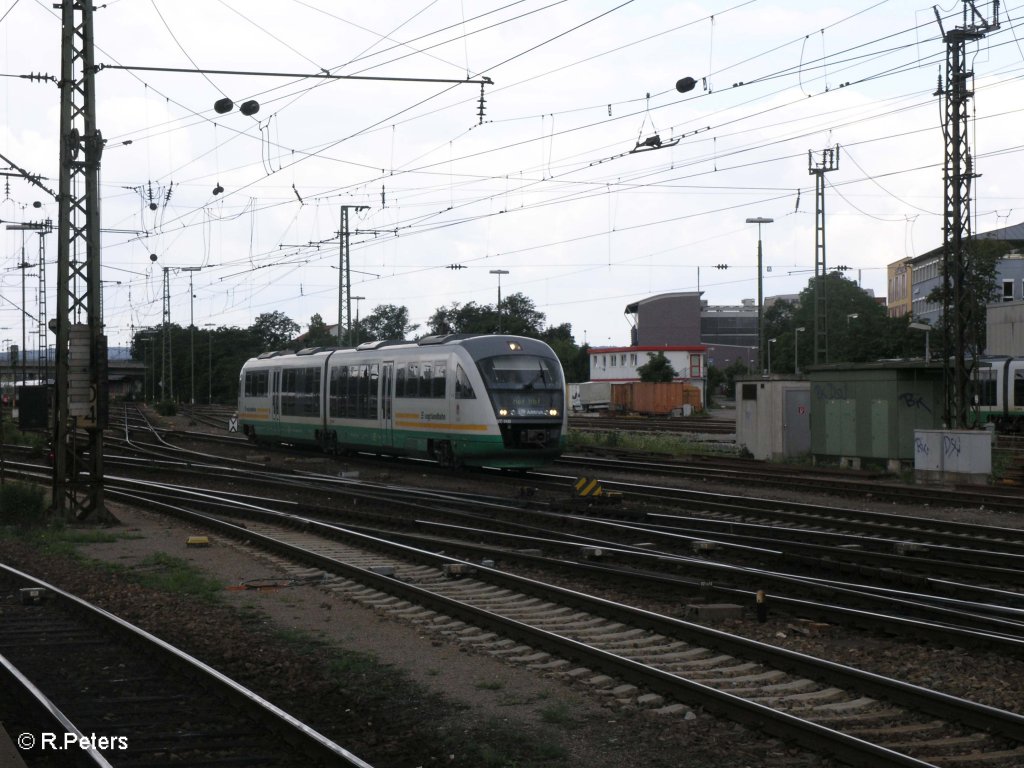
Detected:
left=242, top=334, right=557, bottom=368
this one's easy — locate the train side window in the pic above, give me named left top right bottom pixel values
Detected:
left=421, top=362, right=433, bottom=398
left=305, top=367, right=321, bottom=417
left=359, top=365, right=371, bottom=418
left=282, top=367, right=319, bottom=417
left=433, top=360, right=447, bottom=398
left=977, top=370, right=997, bottom=406
left=406, top=362, right=420, bottom=398
left=368, top=364, right=379, bottom=417
left=281, top=368, right=296, bottom=415
left=330, top=366, right=348, bottom=418
left=244, top=370, right=268, bottom=397
left=348, top=364, right=365, bottom=418
left=455, top=364, right=475, bottom=399
left=1015, top=370, right=1024, bottom=407
left=395, top=365, right=406, bottom=398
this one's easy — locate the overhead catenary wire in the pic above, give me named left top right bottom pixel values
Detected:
left=9, top=0, right=1024, bottom=340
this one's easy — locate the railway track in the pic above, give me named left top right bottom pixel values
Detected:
left=138, top=403, right=1023, bottom=516
left=0, top=563, right=370, bottom=768
left=569, top=415, right=737, bottom=435
left=12, top=405, right=1024, bottom=765
left=91, top=405, right=1024, bottom=617
left=91, top=490, right=1024, bottom=768
left=91, top=462, right=1024, bottom=646
left=554, top=453, right=1024, bottom=514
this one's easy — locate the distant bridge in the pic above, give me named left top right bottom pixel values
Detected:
left=0, top=359, right=146, bottom=398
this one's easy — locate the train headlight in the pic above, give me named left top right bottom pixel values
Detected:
left=548, top=409, right=559, bottom=417
left=498, top=408, right=509, bottom=417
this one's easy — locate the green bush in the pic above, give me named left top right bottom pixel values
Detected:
left=0, top=481, right=47, bottom=527
left=155, top=400, right=178, bottom=417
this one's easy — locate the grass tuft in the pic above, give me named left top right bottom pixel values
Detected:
left=130, top=552, right=224, bottom=601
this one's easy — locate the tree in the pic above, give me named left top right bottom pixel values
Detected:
left=637, top=351, right=676, bottom=382
left=427, top=301, right=490, bottom=335
left=926, top=238, right=1004, bottom=360
left=427, top=293, right=545, bottom=337
left=763, top=273, right=909, bottom=371
left=303, top=314, right=336, bottom=347
left=360, top=304, right=418, bottom=342
left=708, top=358, right=750, bottom=401
left=496, top=293, right=545, bottom=336
left=251, top=311, right=299, bottom=352
left=541, top=323, right=589, bottom=382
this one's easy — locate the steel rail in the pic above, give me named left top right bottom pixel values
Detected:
left=553, top=453, right=1024, bottom=513
left=393, top=518, right=1024, bottom=641
left=618, top=512, right=1024, bottom=590
left=0, top=654, right=114, bottom=768
left=557, top=449, right=1024, bottom=511
left=103, top=486, right=1024, bottom=767
left=534, top=469, right=1024, bottom=553
left=100, top=473, right=1024, bottom=633
left=0, top=562, right=374, bottom=768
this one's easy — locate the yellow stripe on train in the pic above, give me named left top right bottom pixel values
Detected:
left=394, top=420, right=489, bottom=432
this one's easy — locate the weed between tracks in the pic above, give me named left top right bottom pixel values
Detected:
left=128, top=552, right=225, bottom=601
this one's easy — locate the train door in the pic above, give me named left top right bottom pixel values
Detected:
left=270, top=368, right=281, bottom=435
left=381, top=361, right=394, bottom=445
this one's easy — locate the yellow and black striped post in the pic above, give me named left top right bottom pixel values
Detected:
left=574, top=477, right=604, bottom=497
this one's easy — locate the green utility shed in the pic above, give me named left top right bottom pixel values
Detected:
left=808, top=362, right=944, bottom=469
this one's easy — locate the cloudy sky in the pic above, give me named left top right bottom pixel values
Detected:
left=2, top=0, right=1022, bottom=351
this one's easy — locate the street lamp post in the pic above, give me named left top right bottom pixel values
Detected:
left=490, top=270, right=509, bottom=333
left=351, top=296, right=365, bottom=346
left=846, top=312, right=859, bottom=325
left=181, top=267, right=202, bottom=404
left=140, top=335, right=156, bottom=401
left=768, top=338, right=777, bottom=374
left=745, top=217, right=774, bottom=374
left=204, top=323, right=216, bottom=403
left=909, top=322, right=931, bottom=361
left=795, top=327, right=806, bottom=374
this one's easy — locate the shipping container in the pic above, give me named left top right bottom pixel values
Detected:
left=610, top=381, right=702, bottom=416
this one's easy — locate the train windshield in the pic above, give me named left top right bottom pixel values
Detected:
left=476, top=354, right=564, bottom=418
left=476, top=355, right=562, bottom=390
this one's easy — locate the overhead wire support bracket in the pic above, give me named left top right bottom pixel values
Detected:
left=98, top=64, right=493, bottom=87
left=99, top=64, right=493, bottom=124
left=629, top=134, right=680, bottom=153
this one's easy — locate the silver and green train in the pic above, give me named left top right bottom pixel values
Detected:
left=237, top=334, right=567, bottom=468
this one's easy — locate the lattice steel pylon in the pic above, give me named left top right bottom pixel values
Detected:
left=36, top=223, right=52, bottom=384
left=52, top=0, right=112, bottom=521
left=809, top=146, right=839, bottom=365
left=338, top=205, right=368, bottom=347
left=161, top=266, right=173, bottom=402
left=934, top=3, right=999, bottom=428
